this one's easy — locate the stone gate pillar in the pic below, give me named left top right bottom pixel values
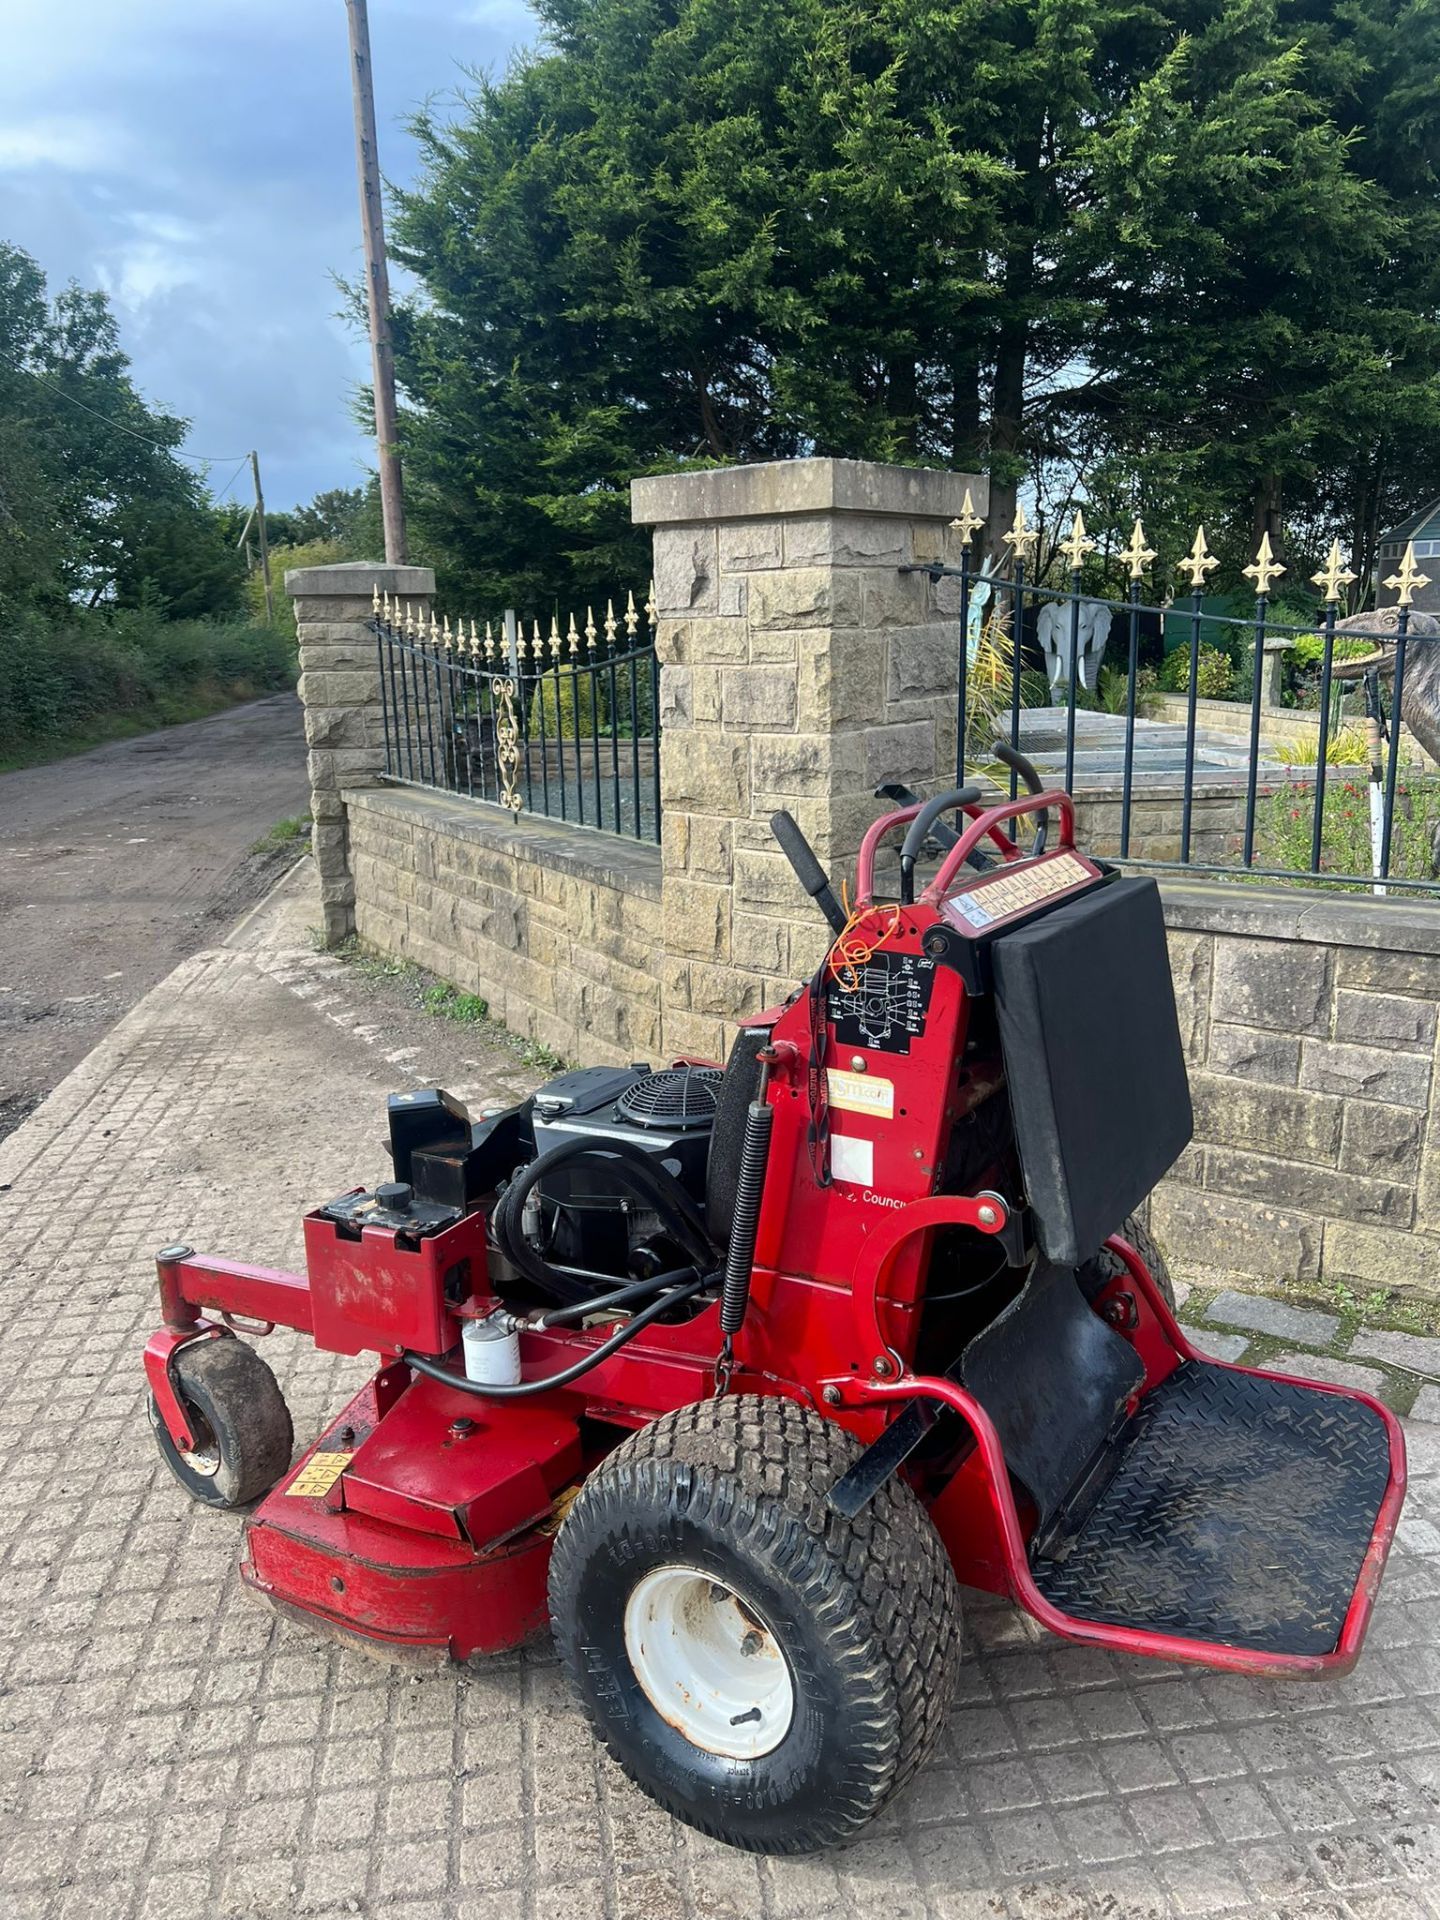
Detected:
left=632, top=458, right=987, bottom=1058
left=286, top=560, right=435, bottom=943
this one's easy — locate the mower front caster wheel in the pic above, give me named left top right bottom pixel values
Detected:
left=550, top=1395, right=963, bottom=1855
left=148, top=1338, right=293, bottom=1509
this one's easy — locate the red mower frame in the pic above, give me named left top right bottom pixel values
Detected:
left=144, top=782, right=1407, bottom=1679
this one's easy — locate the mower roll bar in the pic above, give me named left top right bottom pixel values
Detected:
left=921, top=789, right=1075, bottom=903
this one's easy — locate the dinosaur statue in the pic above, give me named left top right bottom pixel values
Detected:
left=1332, top=607, right=1440, bottom=873
left=1332, top=606, right=1440, bottom=764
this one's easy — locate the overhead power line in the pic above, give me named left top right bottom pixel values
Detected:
left=3, top=355, right=249, bottom=468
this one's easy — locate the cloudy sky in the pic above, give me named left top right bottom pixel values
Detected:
left=0, top=1, right=536, bottom=509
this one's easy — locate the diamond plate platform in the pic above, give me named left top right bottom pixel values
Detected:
left=1032, top=1362, right=1393, bottom=1656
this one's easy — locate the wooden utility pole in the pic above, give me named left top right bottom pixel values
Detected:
left=344, top=0, right=408, bottom=563
left=250, top=450, right=274, bottom=624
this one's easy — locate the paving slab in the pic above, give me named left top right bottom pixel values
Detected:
left=1266, top=1352, right=1393, bottom=1395
left=1410, top=1384, right=1440, bottom=1424
left=1204, top=1289, right=1340, bottom=1347
left=0, top=861, right=1437, bottom=1919
left=1178, top=1325, right=1250, bottom=1362
left=1351, top=1327, right=1440, bottom=1379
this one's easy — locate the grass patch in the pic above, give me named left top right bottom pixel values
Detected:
left=249, top=816, right=311, bottom=856
left=316, top=933, right=570, bottom=1072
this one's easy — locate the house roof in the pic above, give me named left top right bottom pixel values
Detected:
left=1379, top=496, right=1440, bottom=546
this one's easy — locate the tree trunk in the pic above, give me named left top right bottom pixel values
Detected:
left=983, top=314, right=1028, bottom=562
left=951, top=345, right=982, bottom=473
left=1250, top=474, right=1283, bottom=565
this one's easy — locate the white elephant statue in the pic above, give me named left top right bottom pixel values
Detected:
left=1037, top=598, right=1112, bottom=695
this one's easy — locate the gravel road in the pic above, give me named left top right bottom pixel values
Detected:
left=0, top=692, right=309, bottom=1142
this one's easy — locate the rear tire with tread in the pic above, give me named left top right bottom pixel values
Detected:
left=1077, top=1211, right=1176, bottom=1311
left=549, top=1394, right=963, bottom=1855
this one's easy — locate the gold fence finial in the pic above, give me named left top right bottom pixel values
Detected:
left=549, top=615, right=563, bottom=662
left=1001, top=502, right=1038, bottom=565
left=566, top=611, right=581, bottom=658
left=1242, top=532, right=1286, bottom=598
left=483, top=619, right=496, bottom=664
left=624, top=589, right=639, bottom=637
left=1058, top=508, right=1096, bottom=574
left=372, top=583, right=381, bottom=614
left=949, top=487, right=983, bottom=543
left=1385, top=539, right=1431, bottom=609
left=533, top=617, right=545, bottom=664
left=1120, top=517, right=1156, bottom=581
left=645, top=580, right=657, bottom=627
left=1312, top=538, right=1357, bottom=605
left=442, top=614, right=454, bottom=652
left=1178, top=526, right=1219, bottom=591
left=402, top=600, right=414, bottom=639
left=605, top=598, right=618, bottom=646
left=585, top=605, right=597, bottom=651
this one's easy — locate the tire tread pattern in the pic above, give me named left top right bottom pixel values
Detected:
left=551, top=1393, right=962, bottom=1852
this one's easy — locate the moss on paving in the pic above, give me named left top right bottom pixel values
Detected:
left=317, top=933, right=569, bottom=1073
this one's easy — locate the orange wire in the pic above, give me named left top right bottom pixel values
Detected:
left=826, top=880, right=902, bottom=993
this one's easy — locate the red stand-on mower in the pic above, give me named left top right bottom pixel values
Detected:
left=144, top=752, right=1406, bottom=1854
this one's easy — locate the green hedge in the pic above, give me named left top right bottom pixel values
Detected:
left=0, top=602, right=296, bottom=758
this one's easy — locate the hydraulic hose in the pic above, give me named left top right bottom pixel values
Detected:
left=492, top=1136, right=716, bottom=1305
left=535, top=1266, right=698, bottom=1329
left=403, top=1273, right=710, bottom=1400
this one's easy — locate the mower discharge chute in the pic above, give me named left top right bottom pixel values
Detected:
left=144, top=755, right=1405, bottom=1855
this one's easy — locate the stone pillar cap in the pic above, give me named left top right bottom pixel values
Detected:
left=285, top=561, right=436, bottom=597
left=632, top=457, right=989, bottom=526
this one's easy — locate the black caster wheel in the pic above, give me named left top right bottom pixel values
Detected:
left=148, top=1338, right=293, bottom=1509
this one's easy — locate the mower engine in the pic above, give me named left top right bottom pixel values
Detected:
left=142, top=749, right=1407, bottom=1858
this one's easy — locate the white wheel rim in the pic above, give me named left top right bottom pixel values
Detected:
left=622, top=1565, right=795, bottom=1761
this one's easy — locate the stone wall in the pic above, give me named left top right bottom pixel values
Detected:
left=1155, top=884, right=1440, bottom=1296
left=290, top=473, right=1440, bottom=1302
left=347, top=787, right=662, bottom=1068
left=635, top=457, right=987, bottom=1060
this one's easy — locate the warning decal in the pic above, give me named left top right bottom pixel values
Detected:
left=285, top=1451, right=352, bottom=1498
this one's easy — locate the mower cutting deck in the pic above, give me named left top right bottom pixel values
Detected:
left=144, top=748, right=1405, bottom=1855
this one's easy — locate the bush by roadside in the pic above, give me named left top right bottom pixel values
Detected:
left=0, top=602, right=296, bottom=768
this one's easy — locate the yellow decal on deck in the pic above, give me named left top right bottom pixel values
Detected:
left=285, top=1452, right=352, bottom=1498
left=826, top=1069, right=894, bottom=1119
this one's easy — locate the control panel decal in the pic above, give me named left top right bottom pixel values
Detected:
left=826, top=950, right=935, bottom=1055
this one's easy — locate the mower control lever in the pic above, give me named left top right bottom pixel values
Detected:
left=898, top=787, right=983, bottom=904
left=770, top=810, right=847, bottom=933
left=991, top=740, right=1049, bottom=854
left=874, top=782, right=959, bottom=851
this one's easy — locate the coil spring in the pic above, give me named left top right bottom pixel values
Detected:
left=719, top=1099, right=774, bottom=1338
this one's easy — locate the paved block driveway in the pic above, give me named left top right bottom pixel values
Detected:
left=2, top=899, right=1439, bottom=1920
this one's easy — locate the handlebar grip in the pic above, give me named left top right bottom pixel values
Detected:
left=874, top=782, right=959, bottom=851
left=898, top=787, right=983, bottom=904
left=770, top=811, right=847, bottom=933
left=990, top=741, right=1049, bottom=854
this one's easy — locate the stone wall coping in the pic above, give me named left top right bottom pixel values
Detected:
left=345, top=784, right=662, bottom=899
left=287, top=562, right=437, bottom=598
left=1161, top=878, right=1440, bottom=954
left=631, top=457, right=989, bottom=527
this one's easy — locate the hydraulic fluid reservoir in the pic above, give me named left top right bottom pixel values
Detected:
left=462, top=1312, right=522, bottom=1386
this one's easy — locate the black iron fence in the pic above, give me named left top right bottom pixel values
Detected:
left=910, top=501, right=1439, bottom=896
left=372, top=592, right=660, bottom=844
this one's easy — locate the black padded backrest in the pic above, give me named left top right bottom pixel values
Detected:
left=705, top=1026, right=769, bottom=1244
left=991, top=875, right=1192, bottom=1267
left=961, top=1259, right=1144, bottom=1525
